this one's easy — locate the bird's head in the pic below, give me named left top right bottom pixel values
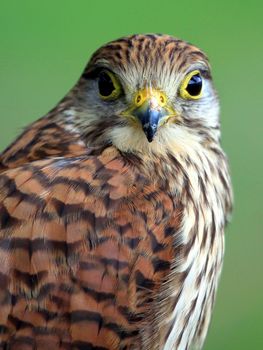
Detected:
left=67, top=34, right=220, bottom=156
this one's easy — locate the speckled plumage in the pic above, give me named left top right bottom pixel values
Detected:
left=0, top=34, right=232, bottom=350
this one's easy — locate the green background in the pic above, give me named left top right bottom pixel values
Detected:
left=0, top=1, right=262, bottom=349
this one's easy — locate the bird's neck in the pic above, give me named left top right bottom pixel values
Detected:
left=121, top=138, right=232, bottom=219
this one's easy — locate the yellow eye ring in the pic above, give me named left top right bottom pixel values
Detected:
left=98, top=70, right=122, bottom=101
left=179, top=70, right=203, bottom=100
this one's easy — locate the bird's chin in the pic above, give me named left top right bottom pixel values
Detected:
left=108, top=124, right=156, bottom=154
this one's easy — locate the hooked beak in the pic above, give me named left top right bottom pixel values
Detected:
left=123, top=89, right=176, bottom=142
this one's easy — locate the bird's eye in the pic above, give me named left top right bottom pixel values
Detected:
left=98, top=70, right=122, bottom=100
left=180, top=70, right=203, bottom=100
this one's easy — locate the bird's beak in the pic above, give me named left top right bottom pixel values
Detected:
left=122, top=88, right=176, bottom=142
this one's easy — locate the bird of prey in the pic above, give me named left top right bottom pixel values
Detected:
left=0, top=34, right=232, bottom=350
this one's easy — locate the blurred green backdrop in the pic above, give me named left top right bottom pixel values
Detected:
left=0, top=1, right=262, bottom=349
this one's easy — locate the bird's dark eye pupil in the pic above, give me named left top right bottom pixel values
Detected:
left=98, top=72, right=115, bottom=97
left=186, top=74, right=202, bottom=96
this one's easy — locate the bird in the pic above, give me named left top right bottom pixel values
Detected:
left=0, top=34, right=232, bottom=350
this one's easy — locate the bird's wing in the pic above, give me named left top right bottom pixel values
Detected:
left=0, top=146, right=182, bottom=349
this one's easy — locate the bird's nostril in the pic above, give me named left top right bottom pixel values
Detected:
left=136, top=95, right=141, bottom=104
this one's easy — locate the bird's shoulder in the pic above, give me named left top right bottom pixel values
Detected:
left=0, top=115, right=86, bottom=172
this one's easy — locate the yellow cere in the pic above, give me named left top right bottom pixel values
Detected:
left=179, top=70, right=202, bottom=100
left=134, top=88, right=167, bottom=108
left=121, top=87, right=177, bottom=125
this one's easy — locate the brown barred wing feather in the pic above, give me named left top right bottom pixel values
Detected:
left=0, top=146, right=182, bottom=350
left=0, top=115, right=87, bottom=172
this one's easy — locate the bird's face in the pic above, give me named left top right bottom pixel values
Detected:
left=71, top=34, right=220, bottom=155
